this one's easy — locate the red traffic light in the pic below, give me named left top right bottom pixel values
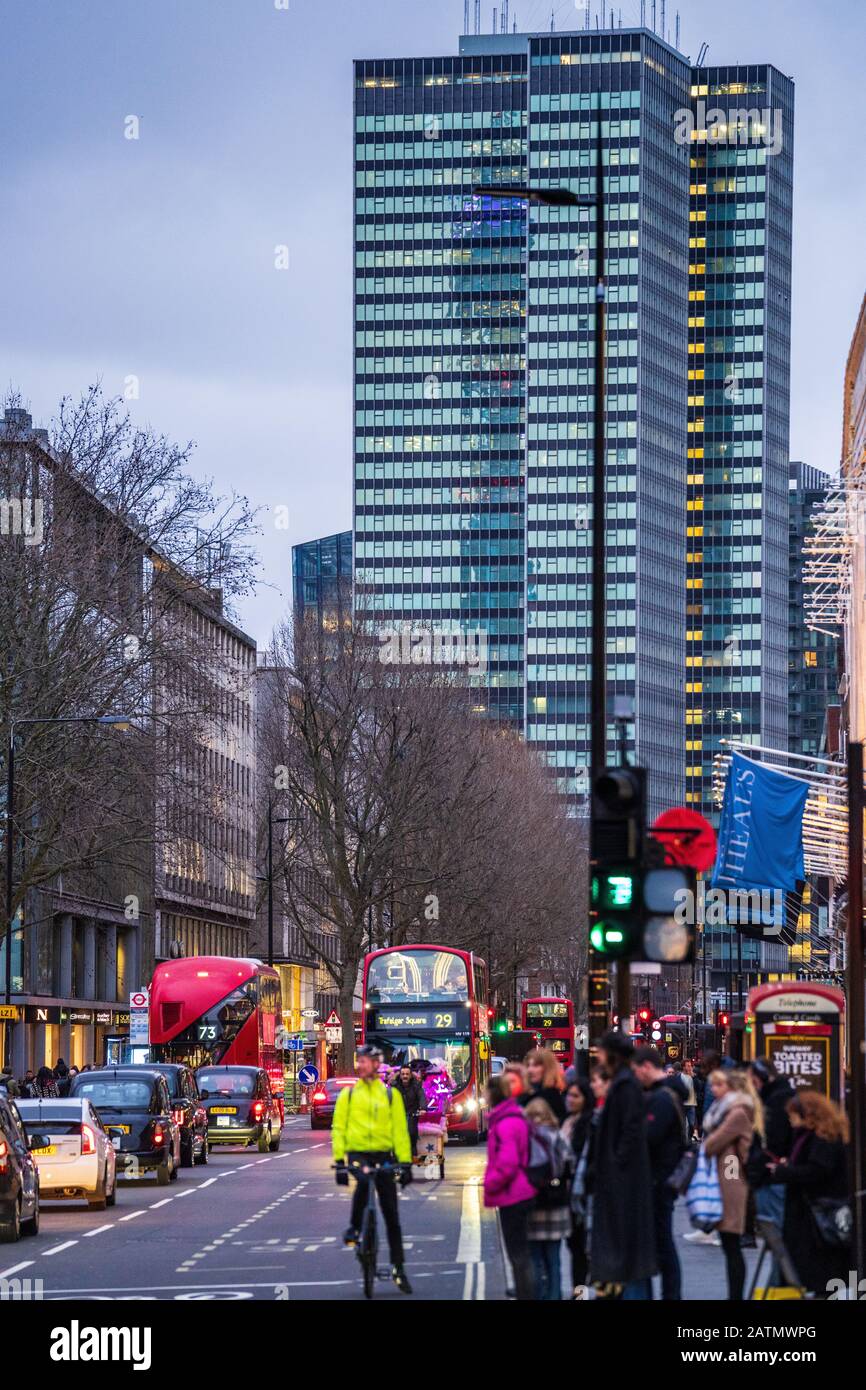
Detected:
left=638, top=1007, right=651, bottom=1023
left=717, top=1011, right=730, bottom=1028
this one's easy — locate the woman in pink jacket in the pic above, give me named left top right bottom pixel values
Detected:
left=484, top=1074, right=537, bottom=1299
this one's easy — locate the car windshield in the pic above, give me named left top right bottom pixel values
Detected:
left=74, top=1079, right=154, bottom=1111
left=198, top=1071, right=255, bottom=1098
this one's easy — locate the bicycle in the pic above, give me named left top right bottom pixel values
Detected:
left=335, top=1159, right=402, bottom=1298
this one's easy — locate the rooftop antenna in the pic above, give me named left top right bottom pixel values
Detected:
left=513, top=13, right=518, bottom=32
left=660, top=0, right=665, bottom=40
left=474, top=0, right=480, bottom=35
left=503, top=0, right=509, bottom=32
left=601, top=0, right=605, bottom=27
left=585, top=0, right=590, bottom=27
left=619, top=8, right=622, bottom=25
left=464, top=0, right=470, bottom=35
left=640, top=0, right=645, bottom=23
left=652, top=0, right=656, bottom=32
left=675, top=10, right=680, bottom=48
left=550, top=7, right=555, bottom=31
left=493, top=6, right=497, bottom=32
left=696, top=40, right=709, bottom=65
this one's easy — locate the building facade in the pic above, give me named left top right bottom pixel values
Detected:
left=353, top=27, right=793, bottom=818
left=292, top=531, right=353, bottom=634
left=788, top=461, right=838, bottom=757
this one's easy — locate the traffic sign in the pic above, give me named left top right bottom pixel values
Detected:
left=301, top=1008, right=319, bottom=1019
left=324, top=1009, right=341, bottom=1027
left=652, top=807, right=717, bottom=872
left=298, top=1064, right=319, bottom=1086
left=129, top=990, right=149, bottom=1010
left=325, top=1026, right=342, bottom=1045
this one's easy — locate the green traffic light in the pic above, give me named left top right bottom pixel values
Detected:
left=607, top=875, right=633, bottom=908
left=495, top=1021, right=508, bottom=1033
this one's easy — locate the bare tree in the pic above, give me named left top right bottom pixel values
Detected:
left=259, top=614, right=587, bottom=1067
left=0, top=387, right=259, bottom=950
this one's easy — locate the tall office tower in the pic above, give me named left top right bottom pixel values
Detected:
left=292, top=531, right=353, bottom=634
left=685, top=67, right=794, bottom=810
left=788, top=461, right=838, bottom=758
left=353, top=30, right=793, bottom=816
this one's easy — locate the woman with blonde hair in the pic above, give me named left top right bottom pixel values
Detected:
left=520, top=1047, right=567, bottom=1123
left=701, top=1067, right=759, bottom=1300
left=769, top=1090, right=849, bottom=1296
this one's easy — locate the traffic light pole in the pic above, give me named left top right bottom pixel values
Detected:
left=846, top=741, right=865, bottom=1285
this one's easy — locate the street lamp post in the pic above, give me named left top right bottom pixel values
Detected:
left=476, top=100, right=616, bottom=1033
left=266, top=801, right=294, bottom=969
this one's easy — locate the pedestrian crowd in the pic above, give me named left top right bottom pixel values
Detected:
left=484, top=1037, right=851, bottom=1301
left=0, top=1058, right=91, bottom=1099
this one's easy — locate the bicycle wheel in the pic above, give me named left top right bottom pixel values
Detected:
left=359, top=1208, right=377, bottom=1299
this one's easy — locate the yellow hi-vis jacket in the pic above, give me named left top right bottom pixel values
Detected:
left=332, top=1078, right=412, bottom=1164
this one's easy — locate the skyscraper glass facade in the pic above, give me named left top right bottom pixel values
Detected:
left=353, top=32, right=793, bottom=822
left=685, top=67, right=794, bottom=813
left=292, top=531, right=353, bottom=634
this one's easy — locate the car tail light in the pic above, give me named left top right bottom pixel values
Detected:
left=152, top=1125, right=165, bottom=1147
left=81, top=1124, right=97, bottom=1155
left=250, top=1100, right=266, bottom=1122
left=312, top=1090, right=327, bottom=1103
left=0, top=1138, right=7, bottom=1172
left=172, top=1107, right=185, bottom=1126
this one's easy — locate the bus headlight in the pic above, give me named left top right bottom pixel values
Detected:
left=464, top=1098, right=477, bottom=1113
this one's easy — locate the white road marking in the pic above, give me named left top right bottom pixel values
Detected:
left=462, top=1264, right=474, bottom=1299
left=196, top=1177, right=219, bottom=1189
left=456, top=1174, right=481, bottom=1264
left=82, top=1225, right=114, bottom=1237
left=44, top=1241, right=77, bottom=1256
left=119, top=1210, right=145, bottom=1222
left=149, top=1198, right=173, bottom=1209
left=476, top=1261, right=486, bottom=1300
left=0, top=1260, right=33, bottom=1279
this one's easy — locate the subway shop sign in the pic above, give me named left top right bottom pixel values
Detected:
left=369, top=1007, right=470, bottom=1034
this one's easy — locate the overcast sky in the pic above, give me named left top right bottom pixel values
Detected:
left=2, top=0, right=864, bottom=646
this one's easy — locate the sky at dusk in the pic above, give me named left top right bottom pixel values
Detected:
left=2, top=0, right=864, bottom=646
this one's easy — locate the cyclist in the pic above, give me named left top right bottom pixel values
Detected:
left=333, top=1043, right=414, bottom=1294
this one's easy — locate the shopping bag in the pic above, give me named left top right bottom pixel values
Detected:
left=685, top=1149, right=723, bottom=1231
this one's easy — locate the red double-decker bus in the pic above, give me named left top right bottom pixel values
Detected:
left=149, top=957, right=284, bottom=1107
left=362, top=945, right=491, bottom=1142
left=520, top=997, right=575, bottom=1068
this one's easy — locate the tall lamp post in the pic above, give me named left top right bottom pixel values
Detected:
left=476, top=102, right=614, bottom=1034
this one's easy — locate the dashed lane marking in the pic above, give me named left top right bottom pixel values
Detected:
left=44, top=1241, right=78, bottom=1256
left=150, top=1199, right=173, bottom=1209
left=0, top=1260, right=33, bottom=1279
left=83, top=1225, right=114, bottom=1237
left=175, top=1180, right=308, bottom=1275
left=119, top=1210, right=145, bottom=1222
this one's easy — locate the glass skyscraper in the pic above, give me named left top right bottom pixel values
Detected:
left=353, top=28, right=793, bottom=819
left=292, top=531, right=353, bottom=634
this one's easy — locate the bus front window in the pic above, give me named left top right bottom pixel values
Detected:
left=373, top=1035, right=471, bottom=1091
left=366, top=950, right=469, bottom=1004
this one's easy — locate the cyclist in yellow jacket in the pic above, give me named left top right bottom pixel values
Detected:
left=333, top=1043, right=414, bottom=1294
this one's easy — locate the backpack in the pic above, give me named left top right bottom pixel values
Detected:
left=527, top=1124, right=568, bottom=1192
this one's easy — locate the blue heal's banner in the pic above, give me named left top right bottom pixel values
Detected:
left=712, top=752, right=808, bottom=893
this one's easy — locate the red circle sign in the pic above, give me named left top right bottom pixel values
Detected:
left=652, top=807, right=717, bottom=872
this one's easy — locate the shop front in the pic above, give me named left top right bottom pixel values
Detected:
left=6, top=1001, right=130, bottom=1075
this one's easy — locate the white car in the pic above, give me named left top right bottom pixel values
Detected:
left=17, top=1098, right=117, bottom=1210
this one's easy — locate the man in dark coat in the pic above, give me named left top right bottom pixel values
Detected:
left=633, top=1046, right=686, bottom=1299
left=589, top=1032, right=657, bottom=1292
left=390, top=1065, right=427, bottom=1159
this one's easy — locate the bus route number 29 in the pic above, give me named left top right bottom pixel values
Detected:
left=435, top=1013, right=453, bottom=1028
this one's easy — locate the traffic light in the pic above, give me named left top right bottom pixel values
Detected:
left=494, top=1007, right=509, bottom=1034
left=717, top=1009, right=730, bottom=1030
left=637, top=1005, right=651, bottom=1038
left=590, top=765, right=697, bottom=964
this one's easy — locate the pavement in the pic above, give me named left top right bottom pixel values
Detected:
left=0, top=1115, right=504, bottom=1302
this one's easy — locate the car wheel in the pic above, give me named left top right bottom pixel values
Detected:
left=106, top=1166, right=117, bottom=1207
left=195, top=1136, right=209, bottom=1165
left=258, top=1126, right=271, bottom=1154
left=269, top=1128, right=281, bottom=1152
left=0, top=1197, right=22, bottom=1243
left=180, top=1136, right=195, bottom=1168
left=156, top=1159, right=171, bottom=1186
left=169, top=1149, right=179, bottom=1181
left=22, top=1196, right=40, bottom=1237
